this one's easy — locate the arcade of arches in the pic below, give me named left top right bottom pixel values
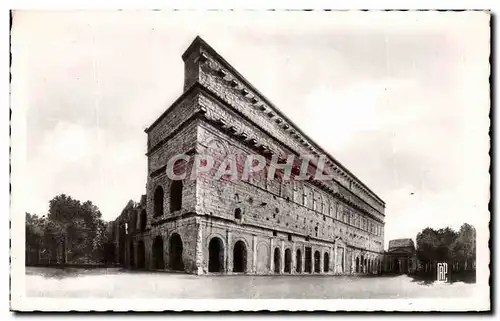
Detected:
left=127, top=232, right=381, bottom=275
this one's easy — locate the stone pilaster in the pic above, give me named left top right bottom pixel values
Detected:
left=270, top=237, right=274, bottom=273
left=280, top=239, right=285, bottom=274
left=252, top=235, right=257, bottom=273
left=334, top=242, right=338, bottom=274
left=195, top=219, right=204, bottom=275
left=226, top=230, right=232, bottom=273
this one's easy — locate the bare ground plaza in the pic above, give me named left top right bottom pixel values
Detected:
left=26, top=267, right=477, bottom=299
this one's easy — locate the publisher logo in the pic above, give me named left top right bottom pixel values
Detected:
left=437, top=262, right=448, bottom=282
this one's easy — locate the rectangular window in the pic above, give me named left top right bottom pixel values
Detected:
left=303, top=187, right=308, bottom=207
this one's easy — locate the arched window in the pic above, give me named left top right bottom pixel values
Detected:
left=170, top=180, right=183, bottom=212
left=154, top=186, right=164, bottom=218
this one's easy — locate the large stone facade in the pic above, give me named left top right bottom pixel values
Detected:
left=113, top=36, right=386, bottom=275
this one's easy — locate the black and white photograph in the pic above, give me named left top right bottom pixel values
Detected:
left=9, top=9, right=490, bottom=311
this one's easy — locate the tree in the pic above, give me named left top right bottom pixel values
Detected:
left=416, top=227, right=438, bottom=265
left=452, top=223, right=476, bottom=271
left=25, top=194, right=109, bottom=265
left=416, top=224, right=475, bottom=274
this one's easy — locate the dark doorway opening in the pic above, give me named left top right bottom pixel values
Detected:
left=274, top=248, right=281, bottom=273
left=152, top=236, right=164, bottom=269
left=137, top=241, right=145, bottom=269
left=169, top=233, right=184, bottom=271
left=324, top=252, right=329, bottom=273
left=314, top=251, right=321, bottom=273
left=296, top=249, right=302, bottom=273
left=208, top=237, right=224, bottom=272
left=284, top=249, right=292, bottom=273
left=233, top=241, right=247, bottom=273
left=356, top=257, right=360, bottom=273
left=305, top=247, right=312, bottom=273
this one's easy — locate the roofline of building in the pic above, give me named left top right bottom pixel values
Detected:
left=181, top=36, right=385, bottom=206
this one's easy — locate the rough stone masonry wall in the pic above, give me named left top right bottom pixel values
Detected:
left=191, top=122, right=383, bottom=275
left=120, top=37, right=386, bottom=275
left=133, top=216, right=200, bottom=273
left=182, top=41, right=385, bottom=216
left=196, top=88, right=385, bottom=241
left=198, top=215, right=349, bottom=275
left=196, top=119, right=384, bottom=255
left=142, top=89, right=203, bottom=273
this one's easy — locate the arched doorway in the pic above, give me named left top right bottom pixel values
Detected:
left=137, top=241, right=145, bottom=269
left=233, top=241, right=247, bottom=273
left=314, top=251, right=321, bottom=273
left=296, top=249, right=302, bottom=273
left=324, top=252, right=329, bottom=273
left=364, top=258, right=368, bottom=273
left=273, top=248, right=281, bottom=274
left=305, top=247, right=312, bottom=273
left=284, top=249, right=292, bottom=273
left=152, top=236, right=164, bottom=269
left=170, top=180, right=183, bottom=212
left=356, top=257, right=360, bottom=273
left=208, top=237, right=224, bottom=272
left=360, top=255, right=364, bottom=273
left=129, top=241, right=135, bottom=268
left=169, top=233, right=184, bottom=271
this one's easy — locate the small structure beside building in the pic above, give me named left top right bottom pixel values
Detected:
left=383, top=238, right=417, bottom=274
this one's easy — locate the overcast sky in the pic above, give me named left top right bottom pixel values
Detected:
left=12, top=11, right=490, bottom=247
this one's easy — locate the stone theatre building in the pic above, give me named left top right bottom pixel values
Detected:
left=112, top=36, right=386, bottom=275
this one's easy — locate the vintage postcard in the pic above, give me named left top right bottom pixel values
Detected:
left=10, top=10, right=490, bottom=311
